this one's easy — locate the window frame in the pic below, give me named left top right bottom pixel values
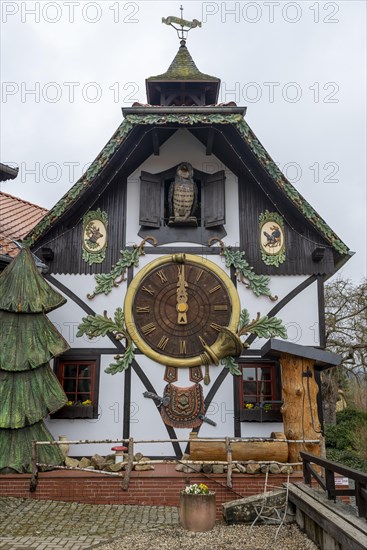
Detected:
left=239, top=360, right=283, bottom=422
left=51, top=355, right=100, bottom=419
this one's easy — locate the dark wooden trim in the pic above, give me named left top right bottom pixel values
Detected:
left=137, top=246, right=235, bottom=255
left=317, top=275, right=326, bottom=347
left=233, top=372, right=241, bottom=437
left=61, top=348, right=118, bottom=355
left=123, top=265, right=134, bottom=440
left=261, top=338, right=340, bottom=368
left=123, top=366, right=132, bottom=440
left=206, top=128, right=214, bottom=156
left=152, top=129, right=160, bottom=156
left=314, top=369, right=325, bottom=435
left=301, top=452, right=367, bottom=484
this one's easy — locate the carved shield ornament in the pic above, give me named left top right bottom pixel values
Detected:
left=82, top=209, right=108, bottom=265
left=259, top=210, right=286, bottom=267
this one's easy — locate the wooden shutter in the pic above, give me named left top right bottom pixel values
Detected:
left=139, top=171, right=162, bottom=228
left=203, top=170, right=226, bottom=227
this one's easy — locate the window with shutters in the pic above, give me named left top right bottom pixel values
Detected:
left=138, top=165, right=226, bottom=243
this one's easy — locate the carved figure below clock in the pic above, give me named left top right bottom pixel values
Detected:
left=124, top=254, right=241, bottom=368
left=168, top=162, right=198, bottom=227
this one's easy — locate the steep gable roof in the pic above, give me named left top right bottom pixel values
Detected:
left=26, top=109, right=349, bottom=257
left=0, top=192, right=47, bottom=257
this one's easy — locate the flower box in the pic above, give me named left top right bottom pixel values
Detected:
left=240, top=409, right=282, bottom=422
left=51, top=404, right=94, bottom=419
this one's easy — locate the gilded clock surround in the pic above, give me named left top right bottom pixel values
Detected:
left=124, top=254, right=241, bottom=368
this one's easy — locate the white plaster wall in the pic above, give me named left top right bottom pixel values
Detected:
left=125, top=128, right=240, bottom=246
left=47, top=275, right=118, bottom=349
left=236, top=275, right=320, bottom=349
left=46, top=355, right=125, bottom=457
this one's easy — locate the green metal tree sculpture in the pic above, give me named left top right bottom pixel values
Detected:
left=0, top=248, right=69, bottom=473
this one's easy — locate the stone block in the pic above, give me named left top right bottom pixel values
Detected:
left=212, top=465, right=224, bottom=474
left=269, top=463, right=281, bottom=474
left=78, top=457, right=91, bottom=469
left=65, top=457, right=79, bottom=468
left=222, top=489, right=290, bottom=524
left=134, top=452, right=144, bottom=462
left=91, top=454, right=106, bottom=470
left=246, top=463, right=261, bottom=475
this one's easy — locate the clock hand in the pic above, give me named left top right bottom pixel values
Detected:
left=176, top=265, right=188, bottom=324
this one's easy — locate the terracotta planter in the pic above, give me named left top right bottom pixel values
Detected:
left=180, top=492, right=216, bottom=532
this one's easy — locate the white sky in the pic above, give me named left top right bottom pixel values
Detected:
left=1, top=1, right=366, bottom=281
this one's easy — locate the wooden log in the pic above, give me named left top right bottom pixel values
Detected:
left=189, top=433, right=288, bottom=462
left=226, top=437, right=233, bottom=488
left=280, top=354, right=322, bottom=467
left=122, top=437, right=134, bottom=491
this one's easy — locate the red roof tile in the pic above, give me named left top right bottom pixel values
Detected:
left=0, top=192, right=48, bottom=257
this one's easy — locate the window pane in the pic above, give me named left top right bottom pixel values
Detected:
left=260, top=382, right=272, bottom=396
left=243, top=381, right=257, bottom=396
left=64, top=379, right=76, bottom=393
left=243, top=368, right=256, bottom=381
left=64, top=364, right=77, bottom=377
left=79, top=365, right=91, bottom=378
left=77, top=393, right=91, bottom=401
left=260, top=367, right=271, bottom=380
left=77, top=378, right=91, bottom=393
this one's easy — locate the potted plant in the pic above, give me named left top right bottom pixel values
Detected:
left=180, top=483, right=216, bottom=532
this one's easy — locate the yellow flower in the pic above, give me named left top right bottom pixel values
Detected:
left=66, top=401, right=74, bottom=406
left=82, top=399, right=92, bottom=405
left=245, top=403, right=254, bottom=409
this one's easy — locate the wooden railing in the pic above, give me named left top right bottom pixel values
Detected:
left=301, top=451, right=367, bottom=519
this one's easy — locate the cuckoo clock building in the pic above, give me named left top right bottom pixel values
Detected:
left=24, top=18, right=349, bottom=464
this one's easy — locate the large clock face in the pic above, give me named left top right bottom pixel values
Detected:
left=124, top=254, right=240, bottom=367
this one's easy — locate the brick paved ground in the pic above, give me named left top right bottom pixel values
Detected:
left=0, top=497, right=179, bottom=549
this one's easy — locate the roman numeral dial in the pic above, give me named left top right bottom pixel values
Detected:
left=126, top=255, right=239, bottom=367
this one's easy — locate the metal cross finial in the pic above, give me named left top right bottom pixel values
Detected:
left=162, top=8, right=202, bottom=44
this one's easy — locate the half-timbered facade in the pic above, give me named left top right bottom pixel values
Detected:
left=26, top=23, right=349, bottom=461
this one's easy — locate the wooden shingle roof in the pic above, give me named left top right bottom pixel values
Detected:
left=147, top=43, right=219, bottom=82
left=0, top=192, right=47, bottom=257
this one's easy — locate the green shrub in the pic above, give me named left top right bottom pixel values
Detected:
left=325, top=408, right=367, bottom=472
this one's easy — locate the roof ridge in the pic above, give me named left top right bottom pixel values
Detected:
left=0, top=191, right=48, bottom=213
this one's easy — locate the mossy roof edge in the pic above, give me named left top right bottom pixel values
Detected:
left=26, top=113, right=349, bottom=256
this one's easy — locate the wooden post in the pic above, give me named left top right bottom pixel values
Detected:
left=226, top=436, right=232, bottom=489
left=29, top=440, right=38, bottom=492
left=280, top=354, right=322, bottom=468
left=122, top=437, right=134, bottom=491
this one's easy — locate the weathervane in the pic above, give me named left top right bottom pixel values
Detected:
left=162, top=5, right=202, bottom=44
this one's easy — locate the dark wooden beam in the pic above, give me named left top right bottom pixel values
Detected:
left=206, top=128, right=214, bottom=156
left=152, top=130, right=160, bottom=156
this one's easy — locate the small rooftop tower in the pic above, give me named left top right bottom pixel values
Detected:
left=146, top=7, right=220, bottom=106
